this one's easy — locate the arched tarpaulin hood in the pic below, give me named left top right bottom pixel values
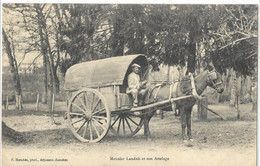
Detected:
left=64, top=54, right=149, bottom=91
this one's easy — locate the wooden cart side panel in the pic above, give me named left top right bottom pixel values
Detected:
left=67, top=86, right=133, bottom=112
left=99, top=86, right=117, bottom=111
left=119, top=93, right=133, bottom=108
left=99, top=86, right=133, bottom=111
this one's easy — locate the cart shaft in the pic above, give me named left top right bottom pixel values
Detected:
left=129, top=95, right=193, bottom=112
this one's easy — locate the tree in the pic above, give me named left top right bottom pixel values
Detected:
left=210, top=5, right=257, bottom=76
left=58, top=4, right=104, bottom=75
left=2, top=28, right=22, bottom=110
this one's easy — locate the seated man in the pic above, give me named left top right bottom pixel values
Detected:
left=126, top=63, right=148, bottom=107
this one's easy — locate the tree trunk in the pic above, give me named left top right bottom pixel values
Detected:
left=43, top=12, right=59, bottom=94
left=236, top=75, right=242, bottom=119
left=251, top=82, right=257, bottom=112
left=229, top=69, right=236, bottom=105
left=167, top=65, right=170, bottom=81
left=225, top=69, right=232, bottom=99
left=186, top=29, right=197, bottom=75
left=2, top=28, right=23, bottom=110
left=53, top=73, right=60, bottom=93
left=197, top=97, right=208, bottom=120
left=35, top=4, right=55, bottom=107
left=186, top=46, right=196, bottom=75
left=42, top=54, right=48, bottom=103
left=194, top=41, right=208, bottom=120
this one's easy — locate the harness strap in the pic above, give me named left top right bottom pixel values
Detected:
left=145, top=83, right=163, bottom=104
left=169, top=82, right=178, bottom=112
left=189, top=73, right=202, bottom=101
left=168, top=82, right=179, bottom=100
left=168, top=84, right=174, bottom=100
left=154, top=85, right=162, bottom=101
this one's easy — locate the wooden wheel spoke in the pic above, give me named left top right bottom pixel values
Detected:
left=91, top=93, right=95, bottom=109
left=125, top=118, right=133, bottom=133
left=83, top=92, right=90, bottom=109
left=122, top=118, right=125, bottom=134
left=82, top=120, right=90, bottom=138
left=72, top=103, right=85, bottom=114
left=76, top=120, right=87, bottom=133
left=67, top=88, right=111, bottom=143
left=92, top=120, right=101, bottom=137
left=92, top=99, right=101, bottom=113
left=92, top=115, right=107, bottom=120
left=71, top=117, right=85, bottom=125
left=78, top=96, right=88, bottom=111
left=111, top=116, right=120, bottom=127
left=126, top=115, right=139, bottom=126
left=117, top=118, right=122, bottom=134
left=70, top=112, right=84, bottom=116
left=94, top=118, right=103, bottom=125
left=93, top=108, right=105, bottom=116
left=92, top=118, right=106, bottom=131
left=89, top=121, right=93, bottom=140
left=110, top=113, right=142, bottom=137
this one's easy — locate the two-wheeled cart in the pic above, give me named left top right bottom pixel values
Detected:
left=64, top=54, right=193, bottom=143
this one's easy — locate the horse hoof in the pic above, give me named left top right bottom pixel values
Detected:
left=183, top=139, right=188, bottom=143
left=147, top=138, right=152, bottom=141
left=185, top=142, right=194, bottom=147
left=189, top=139, right=194, bottom=142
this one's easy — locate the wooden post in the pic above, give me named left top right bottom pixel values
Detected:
left=6, top=96, right=9, bottom=111
left=36, top=94, right=40, bottom=111
left=236, top=94, right=240, bottom=119
left=197, top=97, right=208, bottom=120
left=160, top=110, right=164, bottom=119
left=236, top=76, right=241, bottom=119
left=18, top=95, right=22, bottom=111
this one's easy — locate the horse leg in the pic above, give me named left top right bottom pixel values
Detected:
left=143, top=110, right=155, bottom=141
left=144, top=114, right=148, bottom=137
left=180, top=107, right=187, bottom=141
left=186, top=107, right=193, bottom=140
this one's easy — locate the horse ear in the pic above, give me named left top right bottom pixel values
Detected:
left=207, top=62, right=215, bottom=71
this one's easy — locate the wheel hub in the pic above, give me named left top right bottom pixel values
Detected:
left=84, top=110, right=93, bottom=120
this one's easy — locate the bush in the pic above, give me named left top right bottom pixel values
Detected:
left=219, top=92, right=230, bottom=103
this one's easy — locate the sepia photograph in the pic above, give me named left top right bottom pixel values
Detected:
left=1, top=2, right=258, bottom=166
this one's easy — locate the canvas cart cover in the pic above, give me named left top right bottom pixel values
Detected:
left=64, top=54, right=149, bottom=91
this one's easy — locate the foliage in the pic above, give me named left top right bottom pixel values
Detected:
left=3, top=4, right=258, bottom=79
left=58, top=4, right=104, bottom=74
left=210, top=5, right=257, bottom=76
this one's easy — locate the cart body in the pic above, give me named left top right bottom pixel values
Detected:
left=64, top=54, right=151, bottom=143
left=64, top=54, right=149, bottom=111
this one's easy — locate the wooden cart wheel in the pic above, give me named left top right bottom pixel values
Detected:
left=67, top=88, right=111, bottom=143
left=110, top=112, right=144, bottom=137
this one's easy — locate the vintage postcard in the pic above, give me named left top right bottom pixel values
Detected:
left=1, top=2, right=258, bottom=166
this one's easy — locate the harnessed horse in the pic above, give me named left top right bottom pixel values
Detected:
left=142, top=64, right=224, bottom=141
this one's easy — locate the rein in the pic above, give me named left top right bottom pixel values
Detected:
left=147, top=70, right=220, bottom=104
left=189, top=73, right=202, bottom=101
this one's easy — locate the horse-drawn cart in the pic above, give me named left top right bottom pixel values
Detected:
left=64, top=54, right=223, bottom=143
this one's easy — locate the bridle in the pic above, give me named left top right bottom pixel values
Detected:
left=207, top=70, right=222, bottom=92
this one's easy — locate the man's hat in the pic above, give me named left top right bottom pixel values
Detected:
left=131, top=63, right=141, bottom=68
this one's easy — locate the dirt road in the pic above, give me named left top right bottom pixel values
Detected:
left=2, top=103, right=257, bottom=166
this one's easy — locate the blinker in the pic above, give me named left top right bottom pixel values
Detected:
left=209, top=72, right=217, bottom=80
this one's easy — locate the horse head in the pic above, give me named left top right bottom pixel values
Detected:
left=205, top=63, right=224, bottom=93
